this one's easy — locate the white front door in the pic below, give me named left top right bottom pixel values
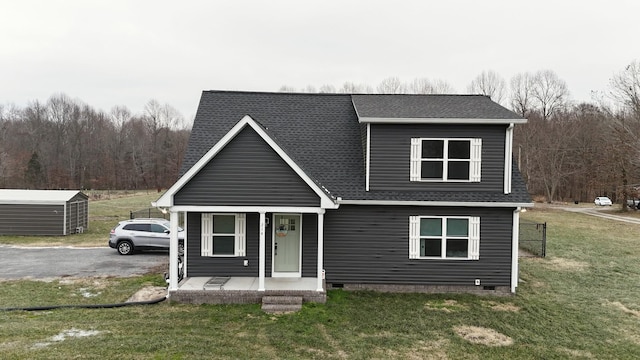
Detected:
left=273, top=214, right=301, bottom=277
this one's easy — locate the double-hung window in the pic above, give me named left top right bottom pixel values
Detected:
left=410, top=138, right=481, bottom=182
left=201, top=213, right=246, bottom=256
left=409, top=216, right=480, bottom=260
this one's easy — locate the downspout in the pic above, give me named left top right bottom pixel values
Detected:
left=511, top=207, right=521, bottom=293
left=168, top=210, right=179, bottom=292
left=504, top=123, right=514, bottom=194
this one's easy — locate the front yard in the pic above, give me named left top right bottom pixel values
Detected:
left=1, top=203, right=639, bottom=358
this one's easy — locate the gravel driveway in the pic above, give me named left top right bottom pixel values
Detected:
left=0, top=245, right=168, bottom=280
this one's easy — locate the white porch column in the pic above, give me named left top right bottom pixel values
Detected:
left=259, top=212, right=266, bottom=291
left=511, top=207, right=521, bottom=293
left=169, top=210, right=179, bottom=291
left=317, top=210, right=325, bottom=292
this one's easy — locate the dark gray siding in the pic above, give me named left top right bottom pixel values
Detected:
left=186, top=212, right=319, bottom=278
left=369, top=124, right=506, bottom=191
left=323, top=205, right=514, bottom=287
left=175, top=127, right=320, bottom=207
left=0, top=204, right=65, bottom=235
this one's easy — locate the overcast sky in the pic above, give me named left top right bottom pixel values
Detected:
left=1, top=0, right=638, bottom=121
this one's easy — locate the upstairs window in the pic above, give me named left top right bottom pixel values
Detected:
left=201, top=213, right=246, bottom=257
left=409, top=216, right=480, bottom=260
left=410, top=138, right=481, bottom=182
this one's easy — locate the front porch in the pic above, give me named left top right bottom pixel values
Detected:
left=168, top=277, right=326, bottom=304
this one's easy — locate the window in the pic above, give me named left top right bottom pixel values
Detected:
left=410, top=138, right=481, bottom=182
left=409, top=216, right=480, bottom=260
left=201, top=213, right=246, bottom=256
left=150, top=224, right=168, bottom=234
left=123, top=223, right=150, bottom=232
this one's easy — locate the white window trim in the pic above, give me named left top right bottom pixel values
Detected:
left=201, top=213, right=246, bottom=257
left=409, top=215, right=480, bottom=260
left=410, top=138, right=481, bottom=182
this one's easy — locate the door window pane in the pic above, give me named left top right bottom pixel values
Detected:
left=213, top=215, right=235, bottom=233
left=420, top=218, right=442, bottom=236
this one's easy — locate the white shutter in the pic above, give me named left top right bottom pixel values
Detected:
left=410, top=138, right=421, bottom=181
left=235, top=213, right=246, bottom=257
left=201, top=213, right=213, bottom=257
left=409, top=216, right=420, bottom=259
left=470, top=138, right=482, bottom=182
left=469, top=216, right=480, bottom=260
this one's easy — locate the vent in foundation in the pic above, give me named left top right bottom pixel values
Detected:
left=331, top=283, right=344, bottom=288
left=483, top=286, right=496, bottom=291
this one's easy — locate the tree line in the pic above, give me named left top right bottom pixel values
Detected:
left=0, top=95, right=190, bottom=190
left=2, top=62, right=639, bottom=205
left=282, top=62, right=640, bottom=205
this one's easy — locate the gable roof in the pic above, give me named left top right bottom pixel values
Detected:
left=352, top=94, right=525, bottom=124
left=172, top=91, right=531, bottom=207
left=157, top=114, right=339, bottom=208
left=0, top=189, right=86, bottom=205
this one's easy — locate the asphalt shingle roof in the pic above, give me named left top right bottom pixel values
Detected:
left=352, top=94, right=523, bottom=119
left=180, top=91, right=531, bottom=204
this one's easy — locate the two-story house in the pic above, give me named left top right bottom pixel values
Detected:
left=154, top=91, right=532, bottom=305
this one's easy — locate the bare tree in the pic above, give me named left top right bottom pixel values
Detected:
left=377, top=77, right=406, bottom=94
left=318, top=84, right=336, bottom=93
left=339, top=82, right=373, bottom=94
left=278, top=85, right=297, bottom=92
left=510, top=72, right=536, bottom=117
left=531, top=70, right=570, bottom=120
left=467, top=70, right=507, bottom=105
left=408, top=78, right=456, bottom=94
left=609, top=60, right=640, bottom=119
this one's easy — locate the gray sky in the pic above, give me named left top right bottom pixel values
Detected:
left=1, top=0, right=638, bottom=121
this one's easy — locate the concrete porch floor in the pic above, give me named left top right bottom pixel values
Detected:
left=179, top=277, right=321, bottom=291
left=169, top=277, right=326, bottom=304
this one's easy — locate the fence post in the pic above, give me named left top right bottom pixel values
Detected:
left=542, top=222, right=547, bottom=257
left=130, top=211, right=133, bottom=219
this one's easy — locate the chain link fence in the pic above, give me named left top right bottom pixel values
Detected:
left=519, top=220, right=546, bottom=257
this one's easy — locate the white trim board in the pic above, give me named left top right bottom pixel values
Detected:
left=358, top=117, right=527, bottom=125
left=155, top=115, right=338, bottom=209
left=337, top=199, right=534, bottom=208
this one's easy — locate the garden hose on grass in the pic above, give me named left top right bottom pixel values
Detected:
left=0, top=295, right=167, bottom=312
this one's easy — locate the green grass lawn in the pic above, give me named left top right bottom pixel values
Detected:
left=1, top=205, right=640, bottom=358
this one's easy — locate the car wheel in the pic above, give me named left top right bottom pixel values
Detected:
left=117, top=240, right=134, bottom=255
left=178, top=241, right=184, bottom=256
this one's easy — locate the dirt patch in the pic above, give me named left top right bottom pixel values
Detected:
left=126, top=286, right=166, bottom=302
left=424, top=299, right=468, bottom=313
left=545, top=257, right=588, bottom=271
left=606, top=300, right=640, bottom=317
left=482, top=300, right=520, bottom=312
left=557, top=347, right=595, bottom=359
left=453, top=326, right=513, bottom=347
left=32, top=328, right=103, bottom=349
left=315, top=324, right=348, bottom=359
left=376, top=338, right=449, bottom=360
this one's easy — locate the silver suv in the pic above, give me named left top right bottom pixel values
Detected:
left=109, top=218, right=184, bottom=255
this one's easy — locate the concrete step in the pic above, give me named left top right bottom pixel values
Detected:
left=261, top=296, right=303, bottom=313
left=261, top=303, right=302, bottom=314
left=262, top=295, right=303, bottom=305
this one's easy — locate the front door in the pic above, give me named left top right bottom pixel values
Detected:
left=273, top=214, right=301, bottom=277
